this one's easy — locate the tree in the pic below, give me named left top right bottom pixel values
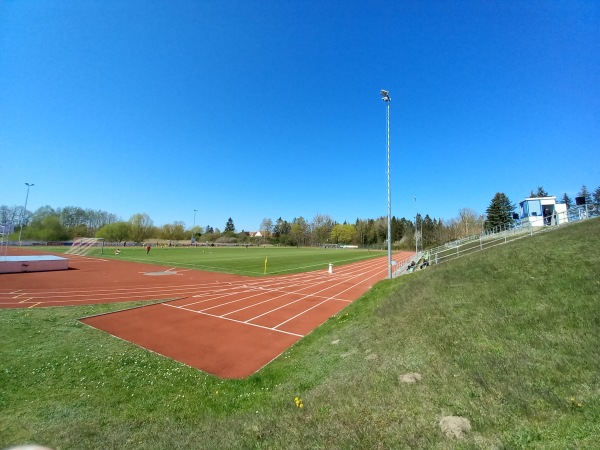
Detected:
left=224, top=218, right=235, bottom=234
left=354, top=218, right=369, bottom=247
left=375, top=217, right=387, bottom=244
left=560, top=193, right=573, bottom=209
left=23, top=215, right=69, bottom=241
left=289, top=217, right=308, bottom=246
left=458, top=208, right=480, bottom=238
left=421, top=214, right=436, bottom=248
left=577, top=185, right=592, bottom=205
left=484, top=193, right=515, bottom=230
left=530, top=186, right=549, bottom=198
left=189, top=225, right=203, bottom=242
left=593, top=186, right=600, bottom=208
left=260, top=218, right=273, bottom=239
left=159, top=222, right=186, bottom=241
left=273, top=217, right=292, bottom=245
left=96, top=221, right=131, bottom=242
left=330, top=223, right=355, bottom=244
left=311, top=214, right=334, bottom=245
left=0, top=205, right=19, bottom=225
left=129, top=213, right=153, bottom=243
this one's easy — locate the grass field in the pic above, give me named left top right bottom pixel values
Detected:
left=1, top=218, right=599, bottom=449
left=50, top=245, right=389, bottom=276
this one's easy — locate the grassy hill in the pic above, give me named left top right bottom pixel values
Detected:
left=1, top=218, right=598, bottom=449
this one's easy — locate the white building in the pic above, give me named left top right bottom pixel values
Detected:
left=518, top=196, right=568, bottom=227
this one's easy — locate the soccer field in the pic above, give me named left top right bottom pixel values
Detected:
left=47, top=245, right=388, bottom=276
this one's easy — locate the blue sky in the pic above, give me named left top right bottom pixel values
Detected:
left=1, top=1, right=598, bottom=231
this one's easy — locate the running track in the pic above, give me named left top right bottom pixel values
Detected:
left=1, top=249, right=413, bottom=378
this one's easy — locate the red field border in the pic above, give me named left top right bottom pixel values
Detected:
left=1, top=248, right=413, bottom=378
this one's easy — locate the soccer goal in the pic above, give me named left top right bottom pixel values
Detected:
left=65, top=237, right=104, bottom=256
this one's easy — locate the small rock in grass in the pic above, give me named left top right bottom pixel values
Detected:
left=400, top=372, right=422, bottom=383
left=439, top=416, right=471, bottom=439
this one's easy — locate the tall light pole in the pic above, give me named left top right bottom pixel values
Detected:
left=18, top=182, right=34, bottom=246
left=413, top=196, right=418, bottom=255
left=192, top=209, right=198, bottom=245
left=381, top=89, right=392, bottom=279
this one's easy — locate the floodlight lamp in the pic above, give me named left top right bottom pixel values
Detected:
left=380, top=89, right=390, bottom=101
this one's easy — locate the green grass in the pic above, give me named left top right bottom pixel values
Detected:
left=2, top=218, right=599, bottom=449
left=46, top=245, right=387, bottom=276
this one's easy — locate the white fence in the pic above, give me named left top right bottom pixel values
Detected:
left=394, top=203, right=598, bottom=276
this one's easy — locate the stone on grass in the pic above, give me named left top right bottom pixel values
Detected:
left=439, top=416, right=471, bottom=439
left=400, top=372, right=422, bottom=383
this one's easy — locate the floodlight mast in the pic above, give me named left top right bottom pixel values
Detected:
left=192, top=209, right=198, bottom=245
left=413, top=196, right=418, bottom=255
left=380, top=89, right=392, bottom=279
left=18, top=182, right=34, bottom=246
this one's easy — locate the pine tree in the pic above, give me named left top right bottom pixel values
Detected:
left=577, top=185, right=592, bottom=205
left=560, top=193, right=572, bottom=208
left=593, top=186, right=600, bottom=208
left=484, top=193, right=515, bottom=230
left=224, top=217, right=235, bottom=234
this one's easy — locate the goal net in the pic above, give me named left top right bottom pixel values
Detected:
left=65, top=237, right=104, bottom=256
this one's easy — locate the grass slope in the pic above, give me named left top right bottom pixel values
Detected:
left=1, top=219, right=598, bottom=449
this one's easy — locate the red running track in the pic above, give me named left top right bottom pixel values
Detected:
left=0, top=248, right=413, bottom=378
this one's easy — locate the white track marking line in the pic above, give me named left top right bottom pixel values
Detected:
left=247, top=263, right=385, bottom=324
left=161, top=303, right=304, bottom=337
left=0, top=281, right=243, bottom=301
left=273, top=266, right=387, bottom=329
left=187, top=289, right=272, bottom=310
left=192, top=268, right=369, bottom=316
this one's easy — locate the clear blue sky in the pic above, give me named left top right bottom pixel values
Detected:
left=1, top=1, right=598, bottom=231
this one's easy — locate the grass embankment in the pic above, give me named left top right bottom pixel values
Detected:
left=1, top=218, right=599, bottom=449
left=49, top=246, right=388, bottom=276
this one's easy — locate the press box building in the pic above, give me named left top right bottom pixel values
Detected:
left=518, top=196, right=568, bottom=227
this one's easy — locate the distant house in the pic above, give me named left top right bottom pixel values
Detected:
left=248, top=231, right=263, bottom=238
left=519, top=196, right=568, bottom=227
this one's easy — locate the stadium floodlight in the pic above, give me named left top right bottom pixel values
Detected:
left=381, top=89, right=392, bottom=279
left=413, top=196, right=419, bottom=255
left=18, top=182, right=34, bottom=246
left=192, top=209, right=198, bottom=244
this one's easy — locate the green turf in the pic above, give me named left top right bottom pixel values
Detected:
left=48, top=245, right=388, bottom=276
left=1, top=218, right=599, bottom=449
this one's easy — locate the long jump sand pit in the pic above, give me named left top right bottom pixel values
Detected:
left=1, top=248, right=413, bottom=378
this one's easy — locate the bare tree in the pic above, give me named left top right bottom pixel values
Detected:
left=260, top=218, right=273, bottom=241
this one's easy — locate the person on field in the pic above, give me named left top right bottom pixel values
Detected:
left=146, top=244, right=151, bottom=254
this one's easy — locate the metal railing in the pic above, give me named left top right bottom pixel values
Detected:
left=393, top=204, right=598, bottom=276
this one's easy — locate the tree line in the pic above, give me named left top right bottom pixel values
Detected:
left=2, top=184, right=598, bottom=249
